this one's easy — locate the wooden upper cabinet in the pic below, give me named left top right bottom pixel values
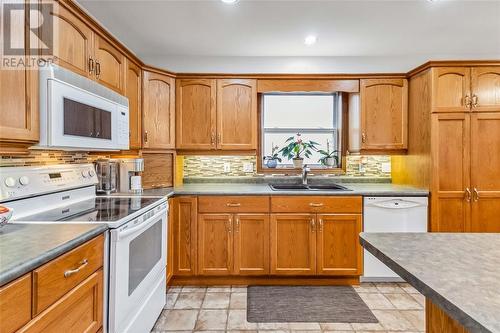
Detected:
left=171, top=197, right=197, bottom=276
left=48, top=2, right=93, bottom=77
left=198, top=214, right=233, bottom=276
left=316, top=214, right=362, bottom=276
left=233, top=214, right=270, bottom=275
left=217, top=79, right=257, bottom=150
left=142, top=71, right=175, bottom=149
left=430, top=113, right=470, bottom=232
left=125, top=60, right=142, bottom=149
left=432, top=67, right=471, bottom=113
left=471, top=67, right=500, bottom=112
left=0, top=3, right=38, bottom=144
left=270, top=214, right=316, bottom=275
left=93, top=35, right=125, bottom=93
left=470, top=113, right=500, bottom=232
left=360, top=78, right=408, bottom=150
left=176, top=79, right=217, bottom=150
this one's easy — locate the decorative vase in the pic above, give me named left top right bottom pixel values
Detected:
left=325, top=157, right=336, bottom=167
left=266, top=159, right=278, bottom=168
left=292, top=158, right=304, bottom=168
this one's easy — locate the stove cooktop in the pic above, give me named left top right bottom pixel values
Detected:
left=16, top=196, right=162, bottom=223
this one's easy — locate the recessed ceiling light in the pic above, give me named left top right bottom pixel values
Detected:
left=304, top=35, right=317, bottom=46
left=221, top=0, right=239, bottom=4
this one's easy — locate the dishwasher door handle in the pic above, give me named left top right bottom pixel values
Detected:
left=369, top=199, right=423, bottom=209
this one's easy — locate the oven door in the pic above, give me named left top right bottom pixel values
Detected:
left=108, top=206, right=167, bottom=333
left=47, top=79, right=127, bottom=150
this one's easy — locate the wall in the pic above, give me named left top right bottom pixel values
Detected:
left=183, top=155, right=391, bottom=180
left=0, top=151, right=112, bottom=167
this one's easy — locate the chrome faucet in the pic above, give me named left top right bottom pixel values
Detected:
left=302, top=164, right=311, bottom=185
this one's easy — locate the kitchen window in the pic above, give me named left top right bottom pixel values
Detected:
left=260, top=93, right=344, bottom=171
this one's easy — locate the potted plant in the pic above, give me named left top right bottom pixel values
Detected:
left=263, top=143, right=282, bottom=168
left=279, top=133, right=319, bottom=168
left=318, top=139, right=339, bottom=168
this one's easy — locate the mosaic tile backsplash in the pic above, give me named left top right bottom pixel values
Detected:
left=183, top=155, right=391, bottom=179
left=0, top=151, right=110, bottom=167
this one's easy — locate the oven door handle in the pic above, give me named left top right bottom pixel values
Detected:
left=118, top=208, right=167, bottom=240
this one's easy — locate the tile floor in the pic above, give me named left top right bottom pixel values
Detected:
left=152, top=283, right=425, bottom=333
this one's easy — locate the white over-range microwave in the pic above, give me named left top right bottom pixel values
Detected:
left=35, top=64, right=129, bottom=151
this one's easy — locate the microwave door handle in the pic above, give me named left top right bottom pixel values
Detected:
left=118, top=208, right=167, bottom=240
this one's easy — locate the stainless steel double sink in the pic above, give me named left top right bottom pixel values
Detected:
left=269, top=184, right=351, bottom=191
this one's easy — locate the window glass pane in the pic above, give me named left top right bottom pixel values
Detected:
left=263, top=95, right=334, bottom=129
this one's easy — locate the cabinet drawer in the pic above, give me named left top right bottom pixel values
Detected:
left=271, top=196, right=362, bottom=213
left=0, top=274, right=32, bottom=333
left=33, top=235, right=104, bottom=315
left=19, top=270, right=103, bottom=333
left=198, top=196, right=270, bottom=213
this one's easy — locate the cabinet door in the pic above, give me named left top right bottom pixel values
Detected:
left=18, top=270, right=102, bottom=333
left=171, top=197, right=197, bottom=276
left=176, top=79, right=217, bottom=150
left=47, top=2, right=93, bottom=77
left=316, top=214, right=362, bottom=276
left=198, top=214, right=233, bottom=276
left=0, top=3, right=38, bottom=143
left=470, top=113, right=500, bottom=232
left=125, top=59, right=142, bottom=149
left=233, top=214, right=269, bottom=275
left=0, top=274, right=31, bottom=333
left=94, top=35, right=125, bottom=93
left=270, top=214, right=316, bottom=275
left=142, top=71, right=175, bottom=149
left=430, top=113, right=470, bottom=232
left=432, top=67, right=471, bottom=113
left=471, top=67, right=500, bottom=112
left=360, top=79, right=408, bottom=150
left=217, top=79, right=257, bottom=150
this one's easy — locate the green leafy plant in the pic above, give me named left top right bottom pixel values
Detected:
left=279, top=133, right=319, bottom=160
left=318, top=139, right=339, bottom=166
left=263, top=143, right=282, bottom=162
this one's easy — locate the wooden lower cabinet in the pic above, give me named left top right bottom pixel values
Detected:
left=0, top=274, right=32, bottom=333
left=233, top=214, right=270, bottom=275
left=198, top=214, right=233, bottom=275
left=317, top=214, right=363, bottom=276
left=426, top=298, right=468, bottom=333
left=270, top=214, right=316, bottom=275
left=19, top=270, right=103, bottom=333
left=171, top=197, right=197, bottom=276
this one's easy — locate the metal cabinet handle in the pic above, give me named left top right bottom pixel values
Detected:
left=309, top=203, right=324, bottom=207
left=472, top=95, right=478, bottom=108
left=88, top=58, right=95, bottom=74
left=64, top=259, right=88, bottom=278
left=473, top=188, right=480, bottom=202
left=465, top=188, right=472, bottom=202
left=310, top=218, right=316, bottom=232
left=217, top=133, right=221, bottom=145
left=144, top=130, right=148, bottom=143
left=319, top=219, right=324, bottom=232
left=361, top=132, right=367, bottom=143
left=211, top=133, right=216, bottom=145
left=95, top=131, right=100, bottom=137
left=235, top=217, right=240, bottom=232
left=227, top=218, right=233, bottom=233
left=96, top=62, right=101, bottom=77
left=465, top=94, right=472, bottom=108
left=226, top=203, right=241, bottom=207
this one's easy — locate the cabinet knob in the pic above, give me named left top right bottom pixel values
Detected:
left=472, top=95, right=478, bottom=108
left=361, top=132, right=367, bottom=143
left=465, top=95, right=472, bottom=108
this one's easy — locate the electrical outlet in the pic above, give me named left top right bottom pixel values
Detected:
left=223, top=163, right=231, bottom=173
left=243, top=163, right=253, bottom=173
left=381, top=162, right=391, bottom=173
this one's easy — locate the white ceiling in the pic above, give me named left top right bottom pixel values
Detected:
left=76, top=0, right=500, bottom=73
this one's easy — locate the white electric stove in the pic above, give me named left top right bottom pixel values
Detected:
left=0, top=164, right=168, bottom=333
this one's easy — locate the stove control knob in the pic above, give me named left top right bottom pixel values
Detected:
left=4, top=177, right=16, bottom=188
left=88, top=170, right=95, bottom=177
left=81, top=171, right=87, bottom=178
left=19, top=176, right=30, bottom=186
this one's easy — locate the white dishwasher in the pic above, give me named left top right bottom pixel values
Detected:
left=362, top=196, right=428, bottom=282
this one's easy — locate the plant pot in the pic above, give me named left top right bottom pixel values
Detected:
left=266, top=159, right=278, bottom=168
left=325, top=157, right=336, bottom=167
left=292, top=158, right=304, bottom=168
